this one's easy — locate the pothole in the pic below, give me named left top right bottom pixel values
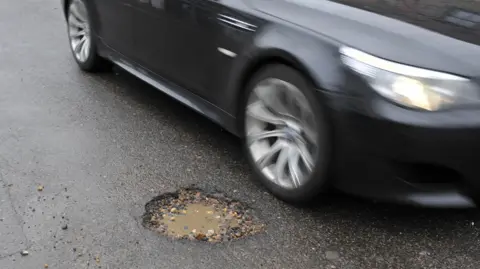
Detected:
left=142, top=188, right=265, bottom=243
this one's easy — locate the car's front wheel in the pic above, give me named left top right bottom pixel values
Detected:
left=242, top=64, right=332, bottom=203
left=66, top=0, right=108, bottom=72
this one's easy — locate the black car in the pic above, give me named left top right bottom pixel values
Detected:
left=61, top=0, right=480, bottom=207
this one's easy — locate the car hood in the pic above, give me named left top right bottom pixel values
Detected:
left=251, top=0, right=480, bottom=78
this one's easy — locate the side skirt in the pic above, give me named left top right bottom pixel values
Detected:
left=99, top=44, right=241, bottom=137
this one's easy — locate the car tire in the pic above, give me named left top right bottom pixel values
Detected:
left=66, top=0, right=110, bottom=72
left=241, top=64, right=332, bottom=204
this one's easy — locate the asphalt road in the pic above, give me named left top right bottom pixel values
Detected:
left=1, top=0, right=480, bottom=268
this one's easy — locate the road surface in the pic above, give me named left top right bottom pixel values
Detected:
left=0, top=0, right=479, bottom=268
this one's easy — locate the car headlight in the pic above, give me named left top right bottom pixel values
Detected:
left=340, top=46, right=479, bottom=111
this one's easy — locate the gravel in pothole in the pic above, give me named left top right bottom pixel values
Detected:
left=143, top=188, right=265, bottom=243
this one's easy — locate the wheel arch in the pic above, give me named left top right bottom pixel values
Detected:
left=230, top=24, right=342, bottom=135
left=237, top=50, right=314, bottom=99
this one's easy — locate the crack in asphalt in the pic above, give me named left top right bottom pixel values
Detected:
left=0, top=171, right=32, bottom=254
left=0, top=251, right=21, bottom=261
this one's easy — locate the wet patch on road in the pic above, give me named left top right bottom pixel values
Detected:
left=142, top=188, right=265, bottom=243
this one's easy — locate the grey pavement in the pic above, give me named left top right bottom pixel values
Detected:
left=1, top=0, right=480, bottom=268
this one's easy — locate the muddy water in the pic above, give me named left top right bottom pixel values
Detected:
left=160, top=203, right=238, bottom=237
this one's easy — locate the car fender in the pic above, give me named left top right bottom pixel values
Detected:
left=225, top=23, right=344, bottom=121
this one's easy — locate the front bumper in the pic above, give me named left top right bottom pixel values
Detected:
left=324, top=89, right=480, bottom=208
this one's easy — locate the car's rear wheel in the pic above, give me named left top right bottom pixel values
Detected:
left=67, top=0, right=109, bottom=72
left=242, top=64, right=331, bottom=203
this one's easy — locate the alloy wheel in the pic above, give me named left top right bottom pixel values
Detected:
left=67, top=0, right=91, bottom=63
left=245, top=78, right=319, bottom=190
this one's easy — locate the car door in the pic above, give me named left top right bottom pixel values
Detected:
left=194, top=0, right=260, bottom=106
left=187, top=0, right=224, bottom=97
left=132, top=0, right=201, bottom=92
left=94, top=0, right=135, bottom=57
left=132, top=0, right=258, bottom=101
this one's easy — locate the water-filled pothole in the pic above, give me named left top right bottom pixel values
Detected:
left=142, top=188, right=265, bottom=243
